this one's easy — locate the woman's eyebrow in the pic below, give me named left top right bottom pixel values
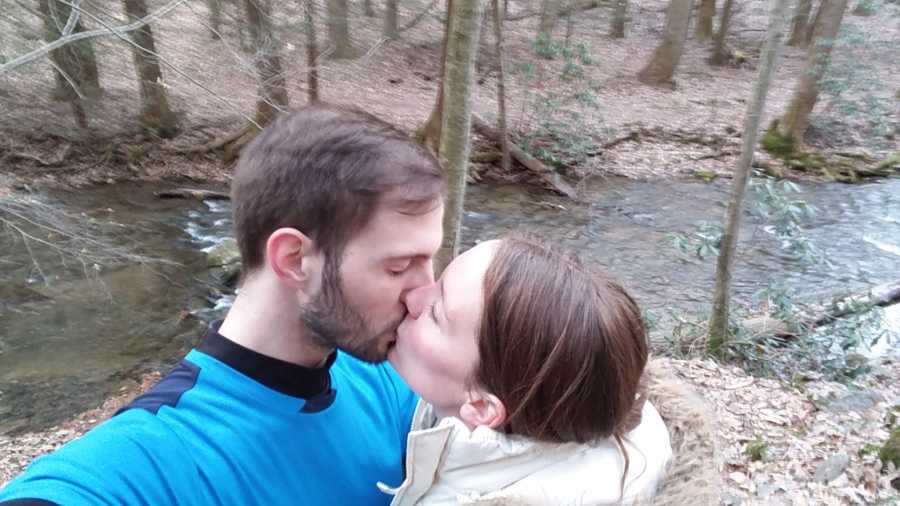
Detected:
left=439, top=277, right=450, bottom=322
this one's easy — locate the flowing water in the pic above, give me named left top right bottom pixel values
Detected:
left=2, top=177, right=899, bottom=433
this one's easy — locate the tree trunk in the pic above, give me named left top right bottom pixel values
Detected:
left=243, top=0, right=289, bottom=126
left=538, top=0, right=558, bottom=40
left=709, top=0, right=735, bottom=66
left=207, top=0, right=223, bottom=39
left=222, top=0, right=290, bottom=159
left=695, top=0, right=715, bottom=41
left=805, top=0, right=826, bottom=46
left=434, top=0, right=485, bottom=274
left=364, top=0, right=377, bottom=17
left=609, top=0, right=627, bottom=38
left=303, top=0, right=320, bottom=101
left=708, top=0, right=790, bottom=354
left=384, top=0, right=399, bottom=38
left=416, top=0, right=453, bottom=154
left=122, top=0, right=179, bottom=138
left=775, top=0, right=848, bottom=147
left=38, top=0, right=101, bottom=126
left=637, top=0, right=691, bottom=86
left=327, top=0, right=357, bottom=58
left=787, top=0, right=812, bottom=47
left=491, top=0, right=510, bottom=172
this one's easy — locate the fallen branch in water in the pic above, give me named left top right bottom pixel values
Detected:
left=156, top=188, right=230, bottom=201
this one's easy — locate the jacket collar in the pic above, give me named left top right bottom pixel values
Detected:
left=379, top=400, right=578, bottom=505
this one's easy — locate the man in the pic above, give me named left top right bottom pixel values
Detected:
left=0, top=104, right=445, bottom=505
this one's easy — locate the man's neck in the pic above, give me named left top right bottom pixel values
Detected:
left=217, top=278, right=333, bottom=369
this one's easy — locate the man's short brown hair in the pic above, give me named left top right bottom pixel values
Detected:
left=231, top=103, right=445, bottom=271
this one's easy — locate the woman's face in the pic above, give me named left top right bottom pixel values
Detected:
left=388, top=240, right=500, bottom=418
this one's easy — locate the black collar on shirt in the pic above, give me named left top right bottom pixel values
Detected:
left=198, top=321, right=337, bottom=399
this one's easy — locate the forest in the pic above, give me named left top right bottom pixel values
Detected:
left=1, top=0, right=899, bottom=503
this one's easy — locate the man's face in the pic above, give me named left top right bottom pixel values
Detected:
left=302, top=198, right=444, bottom=363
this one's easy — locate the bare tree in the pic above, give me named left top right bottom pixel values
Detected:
left=709, top=0, right=735, bottom=65
left=416, top=0, right=452, bottom=153
left=695, top=0, right=715, bottom=41
left=327, top=0, right=357, bottom=58
left=708, top=0, right=790, bottom=354
left=787, top=0, right=812, bottom=47
left=303, top=0, right=320, bottom=101
left=804, top=0, right=826, bottom=46
left=384, top=0, right=399, bottom=38
left=609, top=0, right=627, bottom=38
left=538, top=0, right=558, bottom=41
left=434, top=0, right=485, bottom=273
left=37, top=0, right=102, bottom=128
left=637, top=0, right=691, bottom=86
left=364, top=0, right=377, bottom=17
left=775, top=0, right=849, bottom=147
left=491, top=0, right=510, bottom=172
left=207, top=0, right=223, bottom=38
left=122, top=0, right=179, bottom=138
left=222, top=0, right=290, bottom=156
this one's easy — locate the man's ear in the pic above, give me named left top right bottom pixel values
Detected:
left=265, top=227, right=321, bottom=298
left=459, top=391, right=506, bottom=430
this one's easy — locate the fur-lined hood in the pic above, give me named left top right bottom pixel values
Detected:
left=642, top=358, right=721, bottom=505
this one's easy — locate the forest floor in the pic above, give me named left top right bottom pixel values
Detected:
left=0, top=0, right=897, bottom=191
left=2, top=357, right=898, bottom=504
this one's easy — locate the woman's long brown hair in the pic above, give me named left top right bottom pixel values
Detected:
left=473, top=233, right=649, bottom=491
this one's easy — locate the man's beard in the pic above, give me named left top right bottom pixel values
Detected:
left=300, top=254, right=401, bottom=364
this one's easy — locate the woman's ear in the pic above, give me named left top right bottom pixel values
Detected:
left=265, top=228, right=322, bottom=299
left=459, top=391, right=507, bottom=430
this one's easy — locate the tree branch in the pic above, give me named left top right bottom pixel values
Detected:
left=0, top=0, right=186, bottom=74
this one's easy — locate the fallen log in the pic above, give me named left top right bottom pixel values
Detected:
left=470, top=114, right=576, bottom=199
left=156, top=188, right=230, bottom=201
left=505, top=0, right=605, bottom=21
left=744, top=280, right=900, bottom=337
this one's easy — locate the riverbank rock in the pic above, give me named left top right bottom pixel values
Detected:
left=205, top=238, right=240, bottom=268
left=825, top=390, right=883, bottom=414
left=813, top=452, right=851, bottom=483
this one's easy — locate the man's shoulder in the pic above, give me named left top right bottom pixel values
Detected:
left=0, top=409, right=201, bottom=505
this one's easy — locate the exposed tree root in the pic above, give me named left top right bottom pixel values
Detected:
left=760, top=124, right=899, bottom=182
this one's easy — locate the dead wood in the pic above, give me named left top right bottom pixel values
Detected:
left=471, top=114, right=576, bottom=198
left=744, top=280, right=900, bottom=337
left=156, top=188, right=230, bottom=200
left=504, top=0, right=605, bottom=21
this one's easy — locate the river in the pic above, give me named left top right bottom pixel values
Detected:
left=2, top=177, right=898, bottom=433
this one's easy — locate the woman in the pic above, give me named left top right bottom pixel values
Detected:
left=381, top=234, right=672, bottom=505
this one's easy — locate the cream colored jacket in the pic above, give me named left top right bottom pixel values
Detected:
left=377, top=400, right=672, bottom=505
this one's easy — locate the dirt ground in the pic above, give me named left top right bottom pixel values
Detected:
left=1, top=0, right=896, bottom=190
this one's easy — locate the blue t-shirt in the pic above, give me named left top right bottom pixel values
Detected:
left=0, top=327, right=418, bottom=505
